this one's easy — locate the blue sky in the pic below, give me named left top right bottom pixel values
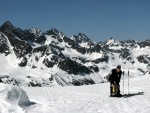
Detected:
left=0, top=0, right=150, bottom=42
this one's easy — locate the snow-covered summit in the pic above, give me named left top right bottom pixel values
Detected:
left=28, top=28, right=43, bottom=37
left=105, top=37, right=121, bottom=45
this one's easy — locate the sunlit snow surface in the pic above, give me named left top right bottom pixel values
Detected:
left=0, top=74, right=150, bottom=113
left=0, top=84, right=34, bottom=113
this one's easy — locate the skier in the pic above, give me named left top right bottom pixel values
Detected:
left=110, top=65, right=122, bottom=97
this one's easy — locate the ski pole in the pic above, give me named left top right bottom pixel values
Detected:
left=123, top=71, right=124, bottom=95
left=128, top=70, right=129, bottom=95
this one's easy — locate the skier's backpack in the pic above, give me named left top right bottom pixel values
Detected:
left=104, top=72, right=112, bottom=82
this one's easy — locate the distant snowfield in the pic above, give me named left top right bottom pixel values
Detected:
left=0, top=74, right=149, bottom=113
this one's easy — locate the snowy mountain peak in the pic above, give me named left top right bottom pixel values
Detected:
left=49, top=28, right=59, bottom=34
left=105, top=37, right=120, bottom=45
left=28, top=28, right=43, bottom=36
left=70, top=33, right=94, bottom=48
left=78, top=33, right=91, bottom=42
left=71, top=35, right=78, bottom=40
left=46, top=28, right=63, bottom=37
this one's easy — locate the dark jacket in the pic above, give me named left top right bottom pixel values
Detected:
left=110, top=69, right=122, bottom=85
left=0, top=78, right=2, bottom=83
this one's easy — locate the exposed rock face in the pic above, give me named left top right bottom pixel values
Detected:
left=58, top=59, right=93, bottom=75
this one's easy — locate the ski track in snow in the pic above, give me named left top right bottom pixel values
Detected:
left=18, top=74, right=150, bottom=113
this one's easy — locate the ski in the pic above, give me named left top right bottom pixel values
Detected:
left=122, top=92, right=144, bottom=98
left=109, top=92, right=144, bottom=98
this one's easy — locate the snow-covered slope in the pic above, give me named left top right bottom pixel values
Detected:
left=1, top=73, right=149, bottom=113
left=24, top=73, right=150, bottom=113
left=0, top=21, right=150, bottom=87
left=0, top=83, right=34, bottom=113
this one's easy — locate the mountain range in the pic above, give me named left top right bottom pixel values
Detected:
left=0, top=21, right=150, bottom=87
